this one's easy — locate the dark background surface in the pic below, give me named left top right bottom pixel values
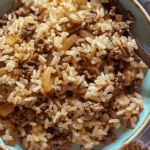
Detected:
left=138, top=0, right=150, bottom=15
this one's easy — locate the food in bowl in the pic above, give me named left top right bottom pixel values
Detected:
left=0, top=0, right=147, bottom=149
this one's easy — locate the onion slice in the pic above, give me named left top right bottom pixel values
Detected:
left=59, top=34, right=78, bottom=51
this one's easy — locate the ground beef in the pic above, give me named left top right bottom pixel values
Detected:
left=32, top=106, right=42, bottom=114
left=84, top=70, right=97, bottom=81
left=23, top=58, right=38, bottom=67
left=77, top=83, right=85, bottom=90
left=108, top=109, right=118, bottom=119
left=34, top=37, right=51, bottom=53
left=22, top=67, right=34, bottom=78
left=58, top=63, right=68, bottom=71
left=9, top=109, right=35, bottom=126
left=0, top=14, right=8, bottom=26
left=108, top=47, right=125, bottom=60
left=20, top=58, right=39, bottom=78
left=15, top=9, right=28, bottom=16
left=39, top=103, right=49, bottom=110
left=115, top=72, right=124, bottom=89
left=109, top=6, right=116, bottom=16
left=112, top=22, right=129, bottom=35
left=75, top=38, right=87, bottom=47
left=55, top=121, right=72, bottom=134
left=112, top=72, right=124, bottom=97
left=98, top=139, right=106, bottom=144
left=85, top=12, right=97, bottom=23
left=108, top=30, right=115, bottom=37
left=83, top=101, right=104, bottom=120
left=66, top=22, right=81, bottom=33
left=67, top=13, right=97, bottom=35
left=100, top=113, right=110, bottom=123
left=124, top=78, right=142, bottom=94
left=21, top=59, right=38, bottom=77
left=81, top=21, right=87, bottom=29
left=50, top=134, right=73, bottom=150
left=102, top=102, right=111, bottom=108
left=104, top=129, right=116, bottom=141
left=66, top=22, right=75, bottom=30
left=133, top=79, right=142, bottom=89
left=52, top=86, right=62, bottom=93
left=13, top=69, right=23, bottom=76
left=86, top=24, right=96, bottom=33
left=45, top=109, right=53, bottom=118
left=21, top=23, right=36, bottom=39
left=10, top=114, right=27, bottom=126
left=0, top=19, right=7, bottom=26
left=32, top=103, right=48, bottom=114
left=126, top=11, right=135, bottom=26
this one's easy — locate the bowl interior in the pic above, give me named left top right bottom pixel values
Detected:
left=0, top=0, right=150, bottom=150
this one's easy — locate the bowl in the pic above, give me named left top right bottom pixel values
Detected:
left=0, top=0, right=150, bottom=150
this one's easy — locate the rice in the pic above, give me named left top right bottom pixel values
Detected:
left=0, top=55, right=9, bottom=61
left=38, top=55, right=47, bottom=63
left=31, top=79, right=42, bottom=85
left=109, top=119, right=120, bottom=123
left=18, top=126, right=26, bottom=137
left=0, top=0, right=147, bottom=149
left=51, top=56, right=60, bottom=66
left=2, top=48, right=14, bottom=54
left=32, top=85, right=41, bottom=92
left=25, top=97, right=37, bottom=101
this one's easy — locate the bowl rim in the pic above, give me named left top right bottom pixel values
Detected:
left=0, top=0, right=150, bottom=150
left=116, top=112, right=150, bottom=150
left=131, top=0, right=150, bottom=24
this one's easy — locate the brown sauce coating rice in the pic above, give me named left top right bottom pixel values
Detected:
left=0, top=0, right=147, bottom=150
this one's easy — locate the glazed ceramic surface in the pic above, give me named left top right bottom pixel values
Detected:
left=0, top=0, right=150, bottom=150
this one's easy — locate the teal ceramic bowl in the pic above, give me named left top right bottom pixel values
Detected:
left=0, top=0, right=150, bottom=150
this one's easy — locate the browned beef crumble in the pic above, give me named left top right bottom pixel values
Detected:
left=0, top=19, right=7, bottom=26
left=112, top=72, right=124, bottom=97
left=100, top=113, right=111, bottom=123
left=21, top=59, right=38, bottom=77
left=84, top=70, right=97, bottom=81
left=104, top=129, right=116, bottom=141
left=115, top=72, right=124, bottom=89
left=21, top=23, right=36, bottom=39
left=83, top=101, right=104, bottom=120
left=50, top=134, right=73, bottom=150
left=126, top=11, right=135, bottom=26
left=66, top=22, right=81, bottom=33
left=112, top=22, right=129, bottom=35
left=58, top=63, right=68, bottom=71
left=0, top=14, right=9, bottom=27
left=75, top=38, right=87, bottom=47
left=124, top=78, right=142, bottom=94
left=108, top=47, right=125, bottom=60
left=109, top=6, right=116, bottom=16
left=86, top=24, right=97, bottom=33
left=85, top=12, right=97, bottom=23
left=34, top=37, right=51, bottom=53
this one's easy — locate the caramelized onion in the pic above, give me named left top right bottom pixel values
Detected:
left=5, top=35, right=18, bottom=45
left=46, top=54, right=53, bottom=66
left=41, top=67, right=53, bottom=93
left=59, top=34, right=78, bottom=51
left=0, top=104, right=14, bottom=117
left=116, top=14, right=122, bottom=22
left=0, top=67, right=6, bottom=77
